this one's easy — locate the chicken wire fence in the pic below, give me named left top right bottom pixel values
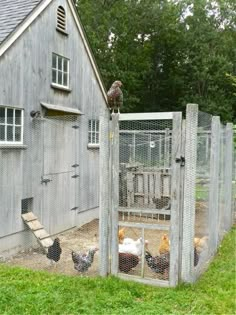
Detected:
left=117, top=117, right=174, bottom=284
left=0, top=104, right=234, bottom=286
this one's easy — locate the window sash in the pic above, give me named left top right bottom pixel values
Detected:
left=88, top=120, right=99, bottom=144
left=52, top=53, right=69, bottom=87
left=0, top=107, right=23, bottom=144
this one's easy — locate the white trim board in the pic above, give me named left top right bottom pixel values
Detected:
left=41, top=102, right=83, bottom=115
left=119, top=112, right=175, bottom=121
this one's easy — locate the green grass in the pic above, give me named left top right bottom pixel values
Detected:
left=0, top=228, right=235, bottom=315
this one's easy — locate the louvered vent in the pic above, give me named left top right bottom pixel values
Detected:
left=57, top=6, right=66, bottom=32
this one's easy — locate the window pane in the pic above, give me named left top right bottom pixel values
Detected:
left=0, top=108, right=5, bottom=123
left=63, top=60, right=68, bottom=72
left=15, top=126, right=21, bottom=142
left=52, top=69, right=57, bottom=83
left=58, top=57, right=62, bottom=70
left=52, top=54, right=57, bottom=68
left=96, top=132, right=99, bottom=144
left=7, top=126, right=13, bottom=141
left=7, top=108, right=13, bottom=124
left=63, top=73, right=68, bottom=86
left=89, top=120, right=92, bottom=130
left=96, top=121, right=99, bottom=132
left=58, top=71, right=63, bottom=85
left=88, top=132, right=92, bottom=143
left=0, top=125, right=5, bottom=141
left=15, top=110, right=22, bottom=125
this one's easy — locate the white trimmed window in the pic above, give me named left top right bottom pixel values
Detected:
left=52, top=53, right=69, bottom=88
left=88, top=119, right=99, bottom=146
left=0, top=107, right=23, bottom=144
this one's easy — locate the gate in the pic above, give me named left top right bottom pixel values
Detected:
left=108, top=112, right=183, bottom=287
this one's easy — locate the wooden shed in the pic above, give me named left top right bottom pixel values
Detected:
left=0, top=0, right=108, bottom=255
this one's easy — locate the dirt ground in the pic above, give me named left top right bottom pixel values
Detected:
left=4, top=203, right=208, bottom=279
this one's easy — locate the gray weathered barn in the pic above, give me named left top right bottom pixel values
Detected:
left=0, top=0, right=108, bottom=255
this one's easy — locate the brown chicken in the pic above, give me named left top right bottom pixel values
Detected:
left=119, top=253, right=139, bottom=273
left=158, top=234, right=170, bottom=255
left=194, top=236, right=208, bottom=254
left=118, top=228, right=125, bottom=244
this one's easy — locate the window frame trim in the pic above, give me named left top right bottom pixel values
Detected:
left=0, top=106, right=24, bottom=145
left=88, top=119, right=100, bottom=147
left=52, top=53, right=70, bottom=89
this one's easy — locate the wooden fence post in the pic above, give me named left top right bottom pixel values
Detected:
left=169, top=112, right=182, bottom=287
left=181, top=104, right=198, bottom=283
left=208, top=116, right=221, bottom=254
left=111, top=114, right=119, bottom=275
left=223, top=123, right=234, bottom=232
left=99, top=112, right=110, bottom=276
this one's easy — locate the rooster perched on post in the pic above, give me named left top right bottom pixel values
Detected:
left=107, top=80, right=123, bottom=114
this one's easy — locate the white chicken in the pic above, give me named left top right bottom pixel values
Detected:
left=119, top=237, right=146, bottom=257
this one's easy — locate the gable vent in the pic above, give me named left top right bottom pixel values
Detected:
left=57, top=6, right=66, bottom=32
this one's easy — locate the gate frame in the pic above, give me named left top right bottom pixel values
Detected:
left=100, top=111, right=183, bottom=287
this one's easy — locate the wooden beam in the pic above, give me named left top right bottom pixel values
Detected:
left=223, top=123, right=234, bottom=231
left=181, top=104, right=198, bottom=283
left=99, top=112, right=110, bottom=276
left=169, top=112, right=182, bottom=287
left=119, top=112, right=174, bottom=121
left=111, top=114, right=119, bottom=275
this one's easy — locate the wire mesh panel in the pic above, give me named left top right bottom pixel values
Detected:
left=193, top=111, right=212, bottom=278
left=116, top=113, right=181, bottom=286
left=0, top=113, right=101, bottom=277
left=182, top=106, right=234, bottom=283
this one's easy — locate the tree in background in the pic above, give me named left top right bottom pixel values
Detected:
left=75, top=0, right=236, bottom=122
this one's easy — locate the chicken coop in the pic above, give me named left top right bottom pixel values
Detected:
left=99, top=103, right=235, bottom=287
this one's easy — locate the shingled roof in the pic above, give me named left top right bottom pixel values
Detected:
left=0, top=0, right=42, bottom=45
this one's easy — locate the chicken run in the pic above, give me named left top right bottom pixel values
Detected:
left=4, top=201, right=208, bottom=279
left=1, top=105, right=234, bottom=287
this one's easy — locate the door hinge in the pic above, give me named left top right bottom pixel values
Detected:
left=70, top=207, right=78, bottom=211
left=41, top=176, right=52, bottom=184
left=175, top=156, right=185, bottom=167
left=71, top=174, right=79, bottom=178
left=71, top=164, right=79, bottom=168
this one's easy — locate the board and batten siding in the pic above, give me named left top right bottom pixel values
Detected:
left=0, top=0, right=107, bottom=245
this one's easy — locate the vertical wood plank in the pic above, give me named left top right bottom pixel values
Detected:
left=99, top=112, right=110, bottom=276
left=169, top=112, right=182, bottom=287
left=208, top=116, right=221, bottom=255
left=144, top=173, right=149, bottom=204
left=149, top=173, right=154, bottom=204
left=154, top=172, right=161, bottom=199
left=178, top=119, right=186, bottom=281
left=111, top=114, right=120, bottom=275
left=127, top=172, right=134, bottom=207
left=181, top=104, right=198, bottom=283
left=223, top=123, right=234, bottom=232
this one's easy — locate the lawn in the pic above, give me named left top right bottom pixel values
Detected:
left=0, top=228, right=235, bottom=315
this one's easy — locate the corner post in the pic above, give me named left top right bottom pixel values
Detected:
left=181, top=104, right=198, bottom=283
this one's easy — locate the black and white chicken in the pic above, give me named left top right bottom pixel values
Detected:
left=107, top=80, right=123, bottom=114
left=46, top=238, right=62, bottom=265
left=71, top=248, right=98, bottom=273
left=145, top=250, right=170, bottom=275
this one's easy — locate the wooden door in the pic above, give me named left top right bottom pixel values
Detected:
left=42, top=117, right=79, bottom=234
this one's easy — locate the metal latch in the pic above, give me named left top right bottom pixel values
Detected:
left=175, top=156, right=185, bottom=167
left=41, top=176, right=52, bottom=184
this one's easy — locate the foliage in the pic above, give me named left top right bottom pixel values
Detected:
left=0, top=227, right=235, bottom=314
left=75, top=0, right=236, bottom=122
